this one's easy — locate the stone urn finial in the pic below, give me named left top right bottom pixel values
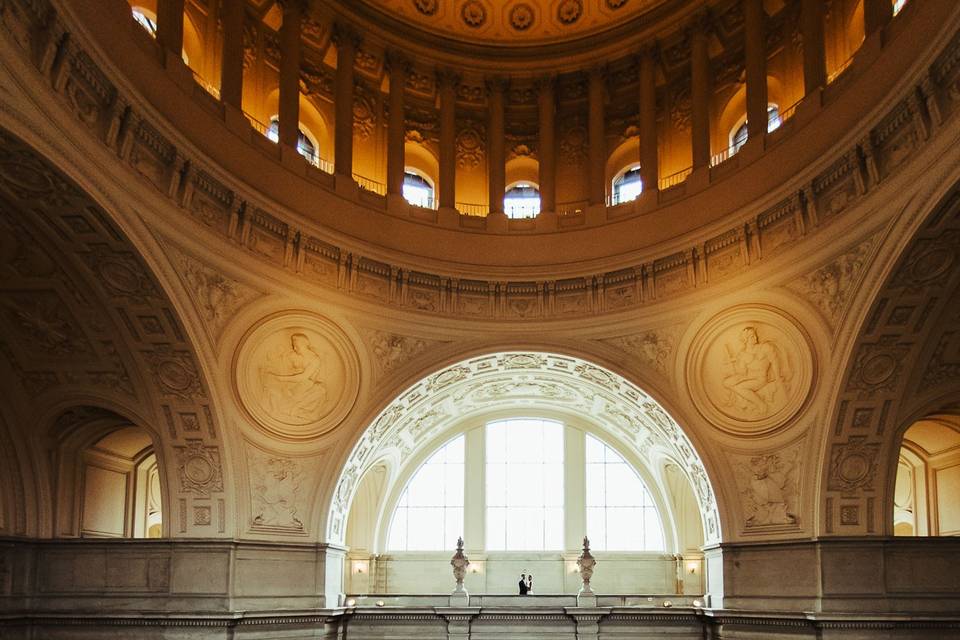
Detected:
left=450, top=536, right=470, bottom=593
left=577, top=536, right=596, bottom=596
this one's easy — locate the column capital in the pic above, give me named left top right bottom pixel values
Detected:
left=636, top=42, right=660, bottom=62
left=332, top=22, right=362, bottom=51
left=534, top=74, right=557, bottom=94
left=436, top=67, right=462, bottom=91
left=685, top=8, right=714, bottom=41
left=384, top=49, right=411, bottom=78
left=485, top=75, right=510, bottom=96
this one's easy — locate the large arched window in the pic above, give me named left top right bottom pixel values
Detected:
left=131, top=6, right=157, bottom=36
left=266, top=117, right=319, bottom=166
left=730, top=104, right=782, bottom=154
left=612, top=165, right=643, bottom=205
left=586, top=434, right=664, bottom=551
left=403, top=170, right=435, bottom=208
left=387, top=435, right=464, bottom=550
left=486, top=418, right=564, bottom=550
left=504, top=183, right=541, bottom=219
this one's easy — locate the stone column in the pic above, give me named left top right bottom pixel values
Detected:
left=743, top=0, right=768, bottom=139
left=334, top=26, right=358, bottom=177
left=219, top=0, right=244, bottom=109
left=537, top=75, right=557, bottom=213
left=487, top=77, right=507, bottom=215
left=386, top=52, right=408, bottom=198
left=437, top=69, right=459, bottom=210
left=864, top=0, right=893, bottom=36
left=800, top=0, right=826, bottom=94
left=638, top=47, right=658, bottom=193
left=156, top=0, right=184, bottom=60
left=587, top=67, right=606, bottom=205
left=277, top=1, right=303, bottom=149
left=690, top=15, right=711, bottom=169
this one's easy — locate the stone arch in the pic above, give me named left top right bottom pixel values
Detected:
left=0, top=127, right=234, bottom=538
left=45, top=404, right=169, bottom=539
left=818, top=183, right=960, bottom=536
left=326, top=351, right=722, bottom=550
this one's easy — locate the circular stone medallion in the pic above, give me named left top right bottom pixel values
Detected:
left=686, top=306, right=814, bottom=436
left=235, top=312, right=360, bottom=441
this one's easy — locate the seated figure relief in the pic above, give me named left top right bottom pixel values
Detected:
left=258, top=332, right=328, bottom=423
left=720, top=326, right=793, bottom=419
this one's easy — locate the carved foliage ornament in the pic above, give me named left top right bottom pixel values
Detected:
left=461, top=0, right=487, bottom=27
left=686, top=306, right=814, bottom=437
left=248, top=449, right=306, bottom=532
left=729, top=442, right=802, bottom=530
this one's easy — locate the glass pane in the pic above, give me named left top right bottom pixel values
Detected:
left=607, top=507, right=643, bottom=551
left=487, top=423, right=506, bottom=463
left=586, top=435, right=606, bottom=463
left=445, top=507, right=464, bottom=548
left=586, top=464, right=604, bottom=507
left=445, top=464, right=465, bottom=504
left=543, top=463, right=564, bottom=506
left=605, top=464, right=639, bottom=507
left=407, top=507, right=444, bottom=550
left=407, top=464, right=444, bottom=506
left=445, top=436, right=465, bottom=463
left=487, top=463, right=506, bottom=506
left=487, top=507, right=506, bottom=550
left=586, top=506, right=606, bottom=550
left=542, top=422, right=564, bottom=462
left=643, top=507, right=665, bottom=551
left=387, top=508, right=407, bottom=550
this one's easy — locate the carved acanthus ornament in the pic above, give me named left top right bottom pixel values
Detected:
left=729, top=442, right=802, bottom=532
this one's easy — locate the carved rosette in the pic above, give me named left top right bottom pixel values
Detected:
left=235, top=312, right=360, bottom=441
left=686, top=306, right=814, bottom=437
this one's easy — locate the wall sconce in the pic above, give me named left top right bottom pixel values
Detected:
left=687, top=562, right=698, bottom=575
left=345, top=598, right=356, bottom=607
left=353, top=560, right=369, bottom=575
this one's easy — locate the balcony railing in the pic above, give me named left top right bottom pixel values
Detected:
left=191, top=70, right=220, bottom=99
left=456, top=202, right=488, bottom=217
left=658, top=167, right=692, bottom=191
left=353, top=174, right=386, bottom=196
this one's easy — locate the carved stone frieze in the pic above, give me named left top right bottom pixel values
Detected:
left=789, top=235, right=877, bottom=327
left=827, top=437, right=881, bottom=492
left=363, top=329, right=447, bottom=378
left=142, top=344, right=205, bottom=400
left=175, top=440, right=224, bottom=497
left=729, top=442, right=802, bottom=531
left=169, top=246, right=260, bottom=343
left=845, top=336, right=910, bottom=398
left=601, top=326, right=681, bottom=376
left=248, top=449, right=307, bottom=533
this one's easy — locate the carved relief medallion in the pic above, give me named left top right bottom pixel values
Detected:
left=687, top=306, right=813, bottom=436
left=235, top=312, right=359, bottom=441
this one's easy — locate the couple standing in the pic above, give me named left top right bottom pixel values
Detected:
left=518, top=573, right=534, bottom=595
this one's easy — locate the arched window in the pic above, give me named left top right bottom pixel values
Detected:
left=504, top=183, right=541, bottom=219
left=612, top=165, right=643, bottom=205
left=403, top=170, right=435, bottom=208
left=131, top=7, right=157, bottom=36
left=730, top=104, right=782, bottom=154
left=387, top=435, right=464, bottom=550
left=486, top=418, right=564, bottom=550
left=585, top=434, right=664, bottom=551
left=893, top=0, right=907, bottom=15
left=266, top=117, right=319, bottom=166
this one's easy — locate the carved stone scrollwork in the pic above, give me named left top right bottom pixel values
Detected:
left=175, top=440, right=224, bottom=497
left=729, top=442, right=802, bottom=532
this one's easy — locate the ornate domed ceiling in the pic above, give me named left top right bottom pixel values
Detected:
left=329, top=0, right=672, bottom=47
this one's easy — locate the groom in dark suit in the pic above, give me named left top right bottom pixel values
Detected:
left=518, top=573, right=528, bottom=595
